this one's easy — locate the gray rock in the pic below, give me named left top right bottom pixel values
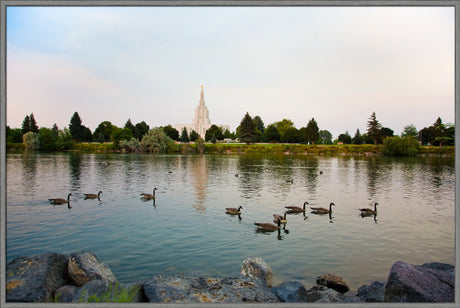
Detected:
left=316, top=272, right=350, bottom=294
left=143, top=275, right=280, bottom=303
left=271, top=280, right=307, bottom=302
left=54, top=285, right=80, bottom=302
left=356, top=281, right=384, bottom=302
left=241, top=256, right=273, bottom=287
left=384, top=261, right=455, bottom=302
left=6, top=252, right=69, bottom=302
left=305, top=285, right=362, bottom=303
left=68, top=251, right=117, bottom=286
left=73, top=279, right=146, bottom=303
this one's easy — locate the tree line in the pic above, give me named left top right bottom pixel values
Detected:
left=6, top=111, right=454, bottom=153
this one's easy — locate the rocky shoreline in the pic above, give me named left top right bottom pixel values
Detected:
left=6, top=252, right=455, bottom=303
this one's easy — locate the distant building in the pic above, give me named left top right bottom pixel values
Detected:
left=174, top=85, right=230, bottom=138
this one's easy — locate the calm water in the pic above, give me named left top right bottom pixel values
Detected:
left=6, top=153, right=455, bottom=289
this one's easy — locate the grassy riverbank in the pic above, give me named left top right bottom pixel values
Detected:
left=6, top=142, right=455, bottom=157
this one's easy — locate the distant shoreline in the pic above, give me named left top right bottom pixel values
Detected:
left=6, top=142, right=455, bottom=157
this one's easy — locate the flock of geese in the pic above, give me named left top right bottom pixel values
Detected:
left=49, top=186, right=379, bottom=230
left=226, top=201, right=379, bottom=231
left=48, top=188, right=159, bottom=208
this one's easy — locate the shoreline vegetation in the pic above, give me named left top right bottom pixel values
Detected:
left=7, top=142, right=455, bottom=157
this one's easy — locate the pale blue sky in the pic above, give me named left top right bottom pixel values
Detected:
left=7, top=6, right=455, bottom=138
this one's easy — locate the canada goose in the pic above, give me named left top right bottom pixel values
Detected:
left=285, top=201, right=309, bottom=213
left=359, top=202, right=378, bottom=216
left=254, top=217, right=281, bottom=231
left=84, top=191, right=103, bottom=199
left=311, top=202, right=335, bottom=214
left=273, top=212, right=287, bottom=223
left=226, top=206, right=243, bottom=215
left=49, top=193, right=72, bottom=204
left=141, top=188, right=158, bottom=199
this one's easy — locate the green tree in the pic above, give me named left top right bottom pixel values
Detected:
left=282, top=127, right=300, bottom=143
left=7, top=127, right=23, bottom=143
left=338, top=131, right=352, bottom=144
left=52, top=124, right=59, bottom=137
left=238, top=112, right=256, bottom=144
left=381, top=127, right=394, bottom=139
left=162, top=125, right=180, bottom=141
left=119, top=138, right=140, bottom=153
left=69, top=112, right=83, bottom=140
left=223, top=129, right=235, bottom=140
left=69, top=112, right=92, bottom=141
left=318, top=130, right=333, bottom=145
left=264, top=124, right=281, bottom=143
left=352, top=129, right=363, bottom=145
left=94, top=121, right=116, bottom=142
left=211, top=134, right=217, bottom=144
left=401, top=124, right=418, bottom=138
left=180, top=127, right=190, bottom=143
left=124, top=119, right=137, bottom=138
left=205, top=125, right=224, bottom=141
left=135, top=121, right=149, bottom=139
left=253, top=116, right=265, bottom=133
left=305, top=118, right=319, bottom=144
left=111, top=127, right=133, bottom=147
left=190, top=130, right=199, bottom=142
left=55, top=128, right=74, bottom=150
left=22, top=115, right=30, bottom=134
left=367, top=112, right=382, bottom=145
left=29, top=113, right=39, bottom=133
left=275, top=119, right=295, bottom=140
left=23, top=131, right=40, bottom=151
left=39, top=127, right=57, bottom=151
left=140, top=128, right=173, bottom=153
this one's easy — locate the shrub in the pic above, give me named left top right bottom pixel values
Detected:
left=23, top=131, right=40, bottom=151
left=382, top=136, right=420, bottom=156
left=140, top=128, right=173, bottom=153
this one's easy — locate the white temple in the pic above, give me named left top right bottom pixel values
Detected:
left=174, top=85, right=230, bottom=138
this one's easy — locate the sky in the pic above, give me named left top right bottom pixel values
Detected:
left=6, top=5, right=455, bottom=139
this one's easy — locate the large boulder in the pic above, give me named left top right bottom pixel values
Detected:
left=68, top=251, right=117, bottom=286
left=316, top=273, right=350, bottom=294
left=271, top=280, right=307, bottom=302
left=73, top=280, right=146, bottom=303
left=54, top=285, right=80, bottom=302
left=142, top=275, right=279, bottom=303
left=305, top=285, right=361, bottom=303
left=6, top=252, right=69, bottom=302
left=384, top=261, right=455, bottom=302
left=241, top=257, right=273, bottom=287
left=356, top=281, right=384, bottom=302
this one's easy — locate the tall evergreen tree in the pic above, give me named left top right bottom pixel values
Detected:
left=69, top=112, right=83, bottom=140
left=29, top=113, right=39, bottom=133
left=239, top=112, right=256, bottom=144
left=22, top=115, right=30, bottom=134
left=353, top=129, right=363, bottom=145
left=305, top=118, right=319, bottom=144
left=402, top=124, right=418, bottom=138
left=367, top=112, right=382, bottom=145
left=180, top=127, right=190, bottom=143
left=189, top=130, right=199, bottom=142
left=52, top=124, right=59, bottom=137
left=124, top=119, right=137, bottom=138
